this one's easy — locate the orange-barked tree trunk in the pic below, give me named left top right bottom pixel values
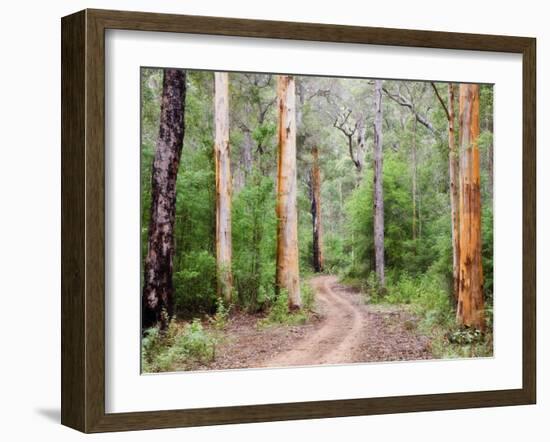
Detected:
left=214, top=72, right=233, bottom=303
left=275, top=75, right=301, bottom=309
left=310, top=146, right=324, bottom=273
left=456, top=83, right=485, bottom=330
left=373, top=79, right=385, bottom=286
left=142, top=69, right=186, bottom=330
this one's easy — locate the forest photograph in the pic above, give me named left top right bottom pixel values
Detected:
left=140, top=67, right=494, bottom=373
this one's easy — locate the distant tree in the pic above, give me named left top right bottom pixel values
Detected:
left=333, top=108, right=368, bottom=175
left=373, top=79, right=385, bottom=286
left=308, top=146, right=324, bottom=272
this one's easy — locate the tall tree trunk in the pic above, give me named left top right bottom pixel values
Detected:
left=310, top=146, right=324, bottom=273
left=355, top=116, right=366, bottom=181
left=456, top=83, right=485, bottom=330
left=214, top=72, right=233, bottom=303
left=275, top=75, right=301, bottom=309
left=486, top=115, right=494, bottom=200
left=142, top=69, right=186, bottom=330
left=373, top=80, right=385, bottom=286
left=411, top=117, right=418, bottom=241
left=242, top=129, right=253, bottom=177
left=448, top=83, right=460, bottom=303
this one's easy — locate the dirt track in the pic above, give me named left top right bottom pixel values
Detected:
left=191, top=275, right=432, bottom=371
left=263, top=275, right=366, bottom=367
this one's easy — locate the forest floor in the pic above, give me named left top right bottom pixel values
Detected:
left=187, top=275, right=433, bottom=371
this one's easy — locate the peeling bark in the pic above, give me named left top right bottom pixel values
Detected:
left=214, top=72, right=233, bottom=303
left=373, top=80, right=385, bottom=286
left=456, top=84, right=485, bottom=330
left=276, top=75, right=301, bottom=309
left=142, top=69, right=186, bottom=330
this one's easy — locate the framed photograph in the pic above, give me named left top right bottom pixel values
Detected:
left=61, top=9, right=536, bottom=433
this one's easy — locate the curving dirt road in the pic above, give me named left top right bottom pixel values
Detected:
left=192, top=274, right=432, bottom=371
left=263, top=275, right=366, bottom=367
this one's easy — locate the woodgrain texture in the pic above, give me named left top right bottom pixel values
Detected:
left=61, top=8, right=536, bottom=433
left=61, top=10, right=86, bottom=431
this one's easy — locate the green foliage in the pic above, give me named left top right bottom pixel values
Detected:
left=481, top=204, right=494, bottom=303
left=301, top=281, right=315, bottom=311
left=140, top=68, right=494, bottom=364
left=365, top=272, right=386, bottom=301
left=378, top=271, right=492, bottom=359
left=386, top=272, right=452, bottom=325
left=252, top=122, right=276, bottom=149
left=344, top=151, right=438, bottom=279
left=258, top=282, right=315, bottom=328
left=173, top=251, right=217, bottom=314
left=141, top=327, right=163, bottom=372
left=141, top=319, right=218, bottom=373
left=142, top=70, right=218, bottom=317
left=232, top=171, right=277, bottom=311
left=322, top=233, right=345, bottom=273
left=447, top=327, right=483, bottom=345
left=209, top=298, right=230, bottom=331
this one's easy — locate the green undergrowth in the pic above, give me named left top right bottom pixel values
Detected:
left=257, top=282, right=316, bottom=329
left=141, top=316, right=223, bottom=373
left=355, top=270, right=493, bottom=359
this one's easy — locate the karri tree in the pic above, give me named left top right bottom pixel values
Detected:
left=214, top=72, right=233, bottom=303
left=142, top=68, right=187, bottom=329
left=456, top=83, right=485, bottom=330
left=275, top=75, right=301, bottom=309
left=373, top=79, right=385, bottom=286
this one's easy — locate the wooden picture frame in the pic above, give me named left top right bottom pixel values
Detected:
left=61, top=8, right=536, bottom=433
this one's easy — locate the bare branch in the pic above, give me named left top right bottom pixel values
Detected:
left=258, top=96, right=277, bottom=123
left=430, top=82, right=451, bottom=121
left=382, top=86, right=437, bottom=134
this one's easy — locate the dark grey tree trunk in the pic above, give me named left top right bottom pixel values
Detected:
left=356, top=116, right=366, bottom=175
left=411, top=118, right=418, bottom=241
left=309, top=146, right=324, bottom=273
left=373, top=80, right=385, bottom=286
left=142, top=69, right=186, bottom=330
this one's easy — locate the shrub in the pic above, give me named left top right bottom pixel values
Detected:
left=141, top=319, right=218, bottom=373
left=209, top=297, right=230, bottom=331
left=173, top=251, right=217, bottom=315
left=301, top=282, right=315, bottom=311
left=377, top=270, right=492, bottom=359
left=258, top=286, right=312, bottom=328
left=232, top=171, right=277, bottom=312
left=141, top=327, right=162, bottom=372
left=263, top=290, right=294, bottom=324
